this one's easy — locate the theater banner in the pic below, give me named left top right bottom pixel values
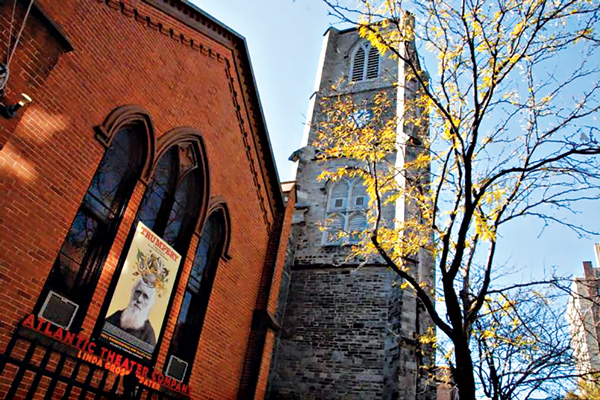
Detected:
left=100, top=222, right=182, bottom=361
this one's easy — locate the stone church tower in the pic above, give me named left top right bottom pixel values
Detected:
left=269, top=21, right=435, bottom=400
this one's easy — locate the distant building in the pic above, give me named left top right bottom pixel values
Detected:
left=567, top=243, right=600, bottom=376
left=268, top=16, right=435, bottom=400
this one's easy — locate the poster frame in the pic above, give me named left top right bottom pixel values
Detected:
left=93, top=221, right=190, bottom=365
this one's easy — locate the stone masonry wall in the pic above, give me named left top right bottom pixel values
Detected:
left=270, top=266, right=395, bottom=399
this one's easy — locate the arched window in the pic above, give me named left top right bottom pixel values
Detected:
left=38, top=125, right=146, bottom=330
left=348, top=213, right=367, bottom=243
left=97, top=133, right=208, bottom=364
left=328, top=180, right=350, bottom=211
left=350, top=42, right=380, bottom=82
left=165, top=209, right=226, bottom=382
left=323, top=178, right=369, bottom=246
left=136, top=142, right=204, bottom=254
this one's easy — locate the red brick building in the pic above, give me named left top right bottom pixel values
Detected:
left=0, top=0, right=293, bottom=398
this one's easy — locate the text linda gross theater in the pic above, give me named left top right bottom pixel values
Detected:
left=22, top=315, right=191, bottom=396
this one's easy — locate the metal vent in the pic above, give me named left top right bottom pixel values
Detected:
left=366, top=48, right=379, bottom=79
left=165, top=355, right=188, bottom=382
left=352, top=47, right=366, bottom=81
left=39, top=291, right=79, bottom=330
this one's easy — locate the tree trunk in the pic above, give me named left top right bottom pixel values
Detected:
left=453, top=338, right=477, bottom=400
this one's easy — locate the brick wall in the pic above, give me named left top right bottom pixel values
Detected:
left=237, top=183, right=297, bottom=399
left=0, top=0, right=285, bottom=398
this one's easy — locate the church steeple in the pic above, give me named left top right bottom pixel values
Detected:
left=269, top=24, right=435, bottom=400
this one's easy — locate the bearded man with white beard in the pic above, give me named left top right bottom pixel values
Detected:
left=106, top=279, right=157, bottom=346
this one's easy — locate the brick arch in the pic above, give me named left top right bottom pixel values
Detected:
left=94, top=105, right=156, bottom=181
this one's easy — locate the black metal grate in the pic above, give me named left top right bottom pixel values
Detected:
left=39, top=291, right=79, bottom=330
left=0, top=326, right=179, bottom=400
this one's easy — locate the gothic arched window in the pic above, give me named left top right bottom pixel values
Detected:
left=350, top=42, right=380, bottom=82
left=348, top=213, right=367, bottom=243
left=137, top=141, right=204, bottom=255
left=323, top=179, right=369, bottom=246
left=165, top=209, right=226, bottom=382
left=38, top=123, right=147, bottom=330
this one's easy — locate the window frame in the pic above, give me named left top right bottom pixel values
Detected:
left=165, top=206, right=228, bottom=383
left=135, top=145, right=203, bottom=253
left=35, top=107, right=154, bottom=332
left=350, top=42, right=380, bottom=82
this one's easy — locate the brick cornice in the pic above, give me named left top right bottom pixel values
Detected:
left=144, top=0, right=283, bottom=225
left=96, top=0, right=283, bottom=229
left=145, top=0, right=282, bottom=223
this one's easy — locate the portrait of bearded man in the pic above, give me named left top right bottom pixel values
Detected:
left=106, top=278, right=157, bottom=346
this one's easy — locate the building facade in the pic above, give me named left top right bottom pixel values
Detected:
left=567, top=243, right=600, bottom=377
left=269, top=22, right=435, bottom=400
left=0, top=0, right=293, bottom=398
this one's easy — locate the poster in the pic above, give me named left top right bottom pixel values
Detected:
left=100, top=222, right=181, bottom=361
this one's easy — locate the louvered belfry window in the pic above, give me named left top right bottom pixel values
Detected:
left=351, top=43, right=379, bottom=82
left=351, top=46, right=366, bottom=81
left=366, top=47, right=379, bottom=79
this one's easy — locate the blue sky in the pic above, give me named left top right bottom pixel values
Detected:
left=190, top=0, right=599, bottom=279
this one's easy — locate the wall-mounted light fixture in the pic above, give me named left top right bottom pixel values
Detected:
left=0, top=93, right=32, bottom=119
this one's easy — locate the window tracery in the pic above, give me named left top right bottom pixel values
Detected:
left=323, top=179, right=368, bottom=246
